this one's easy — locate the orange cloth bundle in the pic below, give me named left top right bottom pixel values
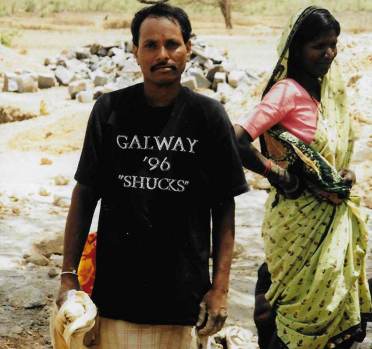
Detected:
left=78, top=232, right=97, bottom=296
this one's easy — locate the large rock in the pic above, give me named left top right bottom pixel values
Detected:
left=68, top=79, right=92, bottom=99
left=33, top=233, right=64, bottom=257
left=181, top=76, right=197, bottom=91
left=93, top=85, right=113, bottom=100
left=3, top=72, right=18, bottom=92
left=213, top=72, right=227, bottom=90
left=187, top=67, right=210, bottom=89
left=38, top=73, right=57, bottom=89
left=16, top=73, right=38, bottom=93
left=216, top=82, right=234, bottom=103
left=75, top=47, right=91, bottom=60
left=93, top=70, right=108, bottom=86
left=25, top=250, right=50, bottom=266
left=8, top=286, right=48, bottom=309
left=206, top=65, right=224, bottom=82
left=77, top=90, right=94, bottom=103
left=55, top=66, right=74, bottom=85
left=122, top=58, right=141, bottom=73
left=228, top=70, right=246, bottom=88
left=65, top=58, right=87, bottom=73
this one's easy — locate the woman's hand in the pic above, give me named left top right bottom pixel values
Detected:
left=339, top=169, right=356, bottom=188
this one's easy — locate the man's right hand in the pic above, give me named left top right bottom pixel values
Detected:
left=56, top=274, right=81, bottom=309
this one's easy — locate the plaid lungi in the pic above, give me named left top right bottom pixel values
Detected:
left=89, top=317, right=193, bottom=349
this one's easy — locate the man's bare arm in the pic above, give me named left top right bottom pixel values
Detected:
left=56, top=183, right=99, bottom=307
left=197, top=198, right=235, bottom=336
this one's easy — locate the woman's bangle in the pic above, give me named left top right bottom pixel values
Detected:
left=61, top=269, right=78, bottom=277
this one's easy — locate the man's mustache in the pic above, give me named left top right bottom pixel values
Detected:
left=150, top=63, right=177, bottom=72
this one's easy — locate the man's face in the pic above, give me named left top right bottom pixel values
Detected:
left=133, top=16, right=191, bottom=86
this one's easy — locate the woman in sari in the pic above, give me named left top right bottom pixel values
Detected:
left=234, top=7, right=372, bottom=349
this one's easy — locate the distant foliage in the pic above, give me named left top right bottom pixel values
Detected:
left=0, top=0, right=370, bottom=16
left=0, top=30, right=19, bottom=47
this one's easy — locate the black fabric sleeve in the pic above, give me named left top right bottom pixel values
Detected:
left=74, top=94, right=111, bottom=193
left=204, top=99, right=249, bottom=202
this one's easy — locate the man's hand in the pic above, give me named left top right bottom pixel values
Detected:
left=196, top=288, right=228, bottom=337
left=268, top=167, right=303, bottom=199
left=56, top=274, right=81, bottom=309
left=339, top=168, right=356, bottom=188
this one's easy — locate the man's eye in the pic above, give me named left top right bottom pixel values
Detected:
left=145, top=42, right=157, bottom=49
left=166, top=41, right=180, bottom=49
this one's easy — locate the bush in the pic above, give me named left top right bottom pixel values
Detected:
left=103, top=18, right=131, bottom=29
left=0, top=30, right=19, bottom=47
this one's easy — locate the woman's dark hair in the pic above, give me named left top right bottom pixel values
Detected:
left=288, top=8, right=340, bottom=73
left=131, top=3, right=192, bottom=46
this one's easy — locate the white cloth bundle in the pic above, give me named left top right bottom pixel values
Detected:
left=197, top=326, right=255, bottom=349
left=51, top=290, right=97, bottom=349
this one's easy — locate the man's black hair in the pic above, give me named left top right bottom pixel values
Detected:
left=131, top=3, right=192, bottom=46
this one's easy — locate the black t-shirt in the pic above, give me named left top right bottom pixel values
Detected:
left=75, top=83, right=248, bottom=325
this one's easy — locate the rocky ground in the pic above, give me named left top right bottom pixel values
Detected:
left=0, top=14, right=371, bottom=349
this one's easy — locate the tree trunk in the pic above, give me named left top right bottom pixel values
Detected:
left=218, top=0, right=232, bottom=29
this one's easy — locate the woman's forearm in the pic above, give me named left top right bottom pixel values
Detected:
left=234, top=125, right=283, bottom=181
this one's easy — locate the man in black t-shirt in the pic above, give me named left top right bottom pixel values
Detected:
left=56, top=3, right=248, bottom=347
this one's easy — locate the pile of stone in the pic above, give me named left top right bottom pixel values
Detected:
left=2, top=37, right=257, bottom=107
left=2, top=71, right=57, bottom=92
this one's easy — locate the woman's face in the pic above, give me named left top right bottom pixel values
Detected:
left=300, top=29, right=338, bottom=78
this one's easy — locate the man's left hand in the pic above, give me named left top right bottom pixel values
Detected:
left=196, top=288, right=228, bottom=337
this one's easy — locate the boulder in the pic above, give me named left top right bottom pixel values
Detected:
left=48, top=267, right=59, bottom=278
left=228, top=70, right=246, bottom=88
left=25, top=251, right=50, bottom=266
left=55, top=66, right=74, bottom=85
left=54, top=175, right=70, bottom=186
left=16, top=73, right=38, bottom=93
left=187, top=67, right=210, bottom=89
left=44, top=56, right=57, bottom=66
left=8, top=286, right=48, bottom=309
left=213, top=72, right=227, bottom=90
left=38, top=73, right=57, bottom=89
left=53, top=195, right=70, bottom=208
left=75, top=47, right=91, bottom=60
left=181, top=76, right=197, bottom=91
left=33, top=233, right=64, bottom=257
left=93, top=85, right=113, bottom=100
left=77, top=90, right=94, bottom=103
left=93, top=70, right=108, bottom=86
left=68, top=79, right=92, bottom=99
left=216, top=82, right=234, bottom=104
left=206, top=65, right=224, bottom=82
left=3, top=72, right=19, bottom=92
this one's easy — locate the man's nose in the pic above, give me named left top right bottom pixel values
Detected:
left=157, top=45, right=169, bottom=60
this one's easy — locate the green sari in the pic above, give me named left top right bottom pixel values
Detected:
left=259, top=6, right=372, bottom=349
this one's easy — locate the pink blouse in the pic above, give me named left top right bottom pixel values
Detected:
left=238, top=78, right=318, bottom=144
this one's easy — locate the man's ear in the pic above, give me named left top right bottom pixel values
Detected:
left=186, top=40, right=191, bottom=60
left=133, top=44, right=139, bottom=62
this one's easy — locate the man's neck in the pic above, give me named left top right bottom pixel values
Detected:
left=143, top=81, right=181, bottom=107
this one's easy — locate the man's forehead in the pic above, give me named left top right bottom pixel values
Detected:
left=139, top=16, right=183, bottom=41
